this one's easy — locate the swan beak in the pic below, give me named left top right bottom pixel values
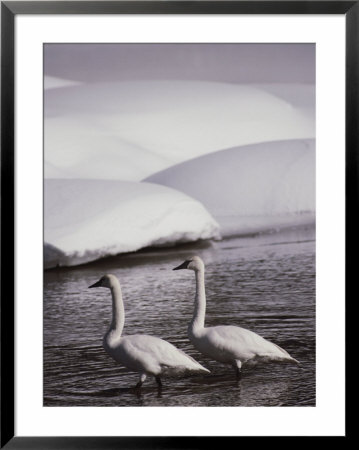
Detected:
left=173, top=260, right=190, bottom=270
left=88, top=280, right=102, bottom=288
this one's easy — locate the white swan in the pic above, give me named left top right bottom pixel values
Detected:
left=89, top=274, right=210, bottom=388
left=173, top=256, right=299, bottom=377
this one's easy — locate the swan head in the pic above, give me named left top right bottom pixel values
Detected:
left=88, top=274, right=119, bottom=289
left=173, top=256, right=204, bottom=272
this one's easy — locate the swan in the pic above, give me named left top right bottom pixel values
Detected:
left=173, top=256, right=299, bottom=377
left=89, top=273, right=210, bottom=388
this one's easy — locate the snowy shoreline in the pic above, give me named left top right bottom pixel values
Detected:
left=44, top=179, right=220, bottom=269
left=44, top=220, right=315, bottom=271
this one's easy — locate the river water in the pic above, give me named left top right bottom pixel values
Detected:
left=43, top=226, right=315, bottom=407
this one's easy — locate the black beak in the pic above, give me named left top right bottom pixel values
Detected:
left=173, top=260, right=190, bottom=271
left=88, top=280, right=102, bottom=288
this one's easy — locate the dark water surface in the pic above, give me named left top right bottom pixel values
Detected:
left=44, top=227, right=315, bottom=407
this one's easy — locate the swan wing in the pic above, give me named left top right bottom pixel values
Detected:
left=203, top=325, right=294, bottom=363
left=119, top=335, right=209, bottom=376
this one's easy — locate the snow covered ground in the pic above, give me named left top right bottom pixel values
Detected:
left=44, top=75, right=82, bottom=90
left=44, top=81, right=314, bottom=181
left=44, top=78, right=315, bottom=268
left=44, top=179, right=220, bottom=268
left=145, top=139, right=315, bottom=236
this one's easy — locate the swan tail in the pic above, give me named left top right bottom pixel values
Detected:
left=188, top=358, right=210, bottom=374
left=183, top=359, right=210, bottom=374
left=196, top=365, right=210, bottom=374
left=160, top=363, right=210, bottom=377
left=279, top=354, right=300, bottom=366
left=272, top=343, right=300, bottom=365
left=177, top=348, right=211, bottom=373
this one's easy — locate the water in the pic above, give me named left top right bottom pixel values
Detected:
left=43, top=227, right=315, bottom=407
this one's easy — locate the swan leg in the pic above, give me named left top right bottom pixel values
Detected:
left=234, top=360, right=242, bottom=379
left=135, top=373, right=147, bottom=388
left=155, top=376, right=162, bottom=388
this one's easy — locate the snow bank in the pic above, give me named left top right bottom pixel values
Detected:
left=145, top=139, right=315, bottom=236
left=44, top=76, right=82, bottom=90
left=44, top=179, right=220, bottom=268
left=44, top=81, right=314, bottom=181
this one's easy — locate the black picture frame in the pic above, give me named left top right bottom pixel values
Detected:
left=1, top=1, right=354, bottom=447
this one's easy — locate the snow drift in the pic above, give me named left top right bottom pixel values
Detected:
left=44, top=179, right=220, bottom=268
left=44, top=75, right=82, bottom=90
left=145, top=139, right=315, bottom=236
left=44, top=80, right=314, bottom=181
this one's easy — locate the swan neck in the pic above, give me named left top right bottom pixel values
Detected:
left=109, top=282, right=125, bottom=336
left=190, top=268, right=206, bottom=333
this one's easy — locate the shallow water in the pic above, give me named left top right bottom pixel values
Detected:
left=43, top=227, right=315, bottom=407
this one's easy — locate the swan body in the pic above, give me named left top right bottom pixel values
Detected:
left=89, top=274, right=209, bottom=388
left=173, top=256, right=299, bottom=375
